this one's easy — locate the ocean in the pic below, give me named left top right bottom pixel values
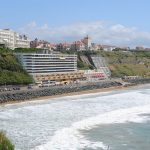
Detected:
left=0, top=85, right=150, bottom=150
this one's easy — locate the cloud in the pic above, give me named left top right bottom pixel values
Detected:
left=18, top=21, right=150, bottom=47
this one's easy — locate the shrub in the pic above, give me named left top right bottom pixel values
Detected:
left=0, top=48, right=33, bottom=85
left=0, top=131, right=14, bottom=150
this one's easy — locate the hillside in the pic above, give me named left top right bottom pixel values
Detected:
left=100, top=51, right=150, bottom=77
left=0, top=48, right=33, bottom=85
left=63, top=50, right=150, bottom=78
left=14, top=48, right=40, bottom=53
left=0, top=48, right=149, bottom=86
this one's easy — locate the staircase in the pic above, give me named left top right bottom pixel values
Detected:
left=80, top=55, right=92, bottom=66
left=91, top=56, right=111, bottom=78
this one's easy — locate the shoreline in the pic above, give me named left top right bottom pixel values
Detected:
left=1, top=83, right=149, bottom=107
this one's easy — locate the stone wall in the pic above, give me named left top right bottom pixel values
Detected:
left=1, top=78, right=150, bottom=104
left=0, top=81, right=121, bottom=104
left=123, top=78, right=150, bottom=85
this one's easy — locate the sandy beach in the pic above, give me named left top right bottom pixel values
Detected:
left=1, top=82, right=150, bottom=150
left=1, top=83, right=149, bottom=107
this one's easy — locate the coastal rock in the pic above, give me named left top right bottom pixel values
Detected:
left=0, top=79, right=149, bottom=104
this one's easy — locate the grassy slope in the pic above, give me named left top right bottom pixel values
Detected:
left=99, top=51, right=150, bottom=77
left=0, top=48, right=33, bottom=85
left=45, top=49, right=150, bottom=77
left=67, top=50, right=150, bottom=78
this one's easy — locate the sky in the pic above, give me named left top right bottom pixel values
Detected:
left=1, top=0, right=150, bottom=47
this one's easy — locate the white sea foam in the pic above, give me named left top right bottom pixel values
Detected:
left=0, top=87, right=150, bottom=150
left=33, top=104, right=150, bottom=150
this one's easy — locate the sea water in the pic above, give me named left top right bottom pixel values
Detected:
left=0, top=85, right=150, bottom=150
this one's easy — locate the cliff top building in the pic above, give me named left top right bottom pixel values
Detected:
left=30, top=38, right=55, bottom=50
left=70, top=35, right=92, bottom=51
left=0, top=29, right=30, bottom=50
left=82, top=35, right=92, bottom=50
left=136, top=46, right=145, bottom=51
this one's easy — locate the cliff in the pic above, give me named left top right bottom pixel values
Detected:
left=0, top=48, right=33, bottom=85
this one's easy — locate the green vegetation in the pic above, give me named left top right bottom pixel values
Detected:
left=0, top=48, right=33, bottom=85
left=98, top=51, right=150, bottom=77
left=110, top=64, right=150, bottom=77
left=77, top=60, right=94, bottom=70
left=14, top=48, right=40, bottom=53
left=0, top=47, right=149, bottom=85
left=63, top=50, right=150, bottom=78
left=0, top=131, right=14, bottom=150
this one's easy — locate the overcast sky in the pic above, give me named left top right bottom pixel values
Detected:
left=1, top=0, right=150, bottom=47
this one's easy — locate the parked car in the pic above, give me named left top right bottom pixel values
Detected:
left=27, top=85, right=33, bottom=89
left=13, top=87, right=20, bottom=90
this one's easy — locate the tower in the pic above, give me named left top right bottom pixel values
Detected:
left=83, top=35, right=91, bottom=50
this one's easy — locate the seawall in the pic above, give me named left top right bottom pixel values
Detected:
left=0, top=81, right=121, bottom=104
left=123, top=78, right=150, bottom=85
left=0, top=78, right=150, bottom=104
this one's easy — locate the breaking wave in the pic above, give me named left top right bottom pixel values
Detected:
left=33, top=104, right=150, bottom=150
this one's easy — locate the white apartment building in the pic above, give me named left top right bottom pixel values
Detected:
left=0, top=29, right=30, bottom=49
left=15, top=52, right=77, bottom=74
